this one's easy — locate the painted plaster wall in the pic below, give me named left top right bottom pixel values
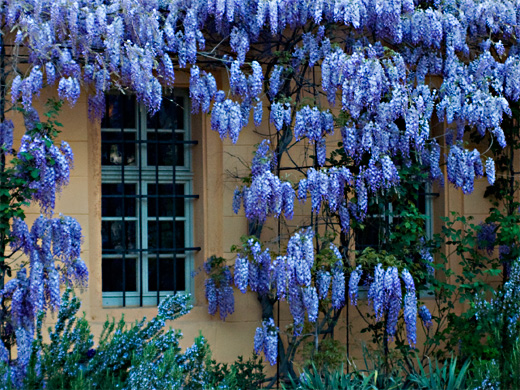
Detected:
left=6, top=72, right=498, bottom=367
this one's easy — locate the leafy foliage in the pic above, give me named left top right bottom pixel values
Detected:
left=0, top=289, right=264, bottom=390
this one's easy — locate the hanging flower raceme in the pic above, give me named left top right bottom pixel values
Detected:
left=233, top=140, right=295, bottom=222
left=402, top=268, right=417, bottom=347
left=368, top=264, right=385, bottom=320
left=254, top=318, right=278, bottom=365
left=420, top=246, right=435, bottom=275
left=15, top=116, right=75, bottom=216
left=294, top=106, right=334, bottom=165
left=486, top=157, right=496, bottom=185
left=331, top=259, right=346, bottom=310
left=286, top=228, right=315, bottom=289
left=204, top=257, right=235, bottom=321
left=316, top=269, right=332, bottom=300
left=298, top=167, right=353, bottom=215
left=270, top=102, right=291, bottom=131
left=0, top=268, right=34, bottom=385
left=232, top=238, right=272, bottom=297
left=366, top=264, right=418, bottom=346
left=447, top=144, right=491, bottom=194
left=348, top=265, right=363, bottom=306
left=189, top=66, right=217, bottom=114
left=419, top=305, right=433, bottom=329
left=269, top=65, right=284, bottom=98
left=384, top=267, right=402, bottom=340
left=477, top=222, right=498, bottom=255
left=0, top=120, right=14, bottom=153
left=7, top=216, right=86, bottom=317
left=210, top=95, right=244, bottom=143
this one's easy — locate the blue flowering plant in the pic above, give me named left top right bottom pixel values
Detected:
left=0, top=101, right=88, bottom=387
left=203, top=255, right=235, bottom=322
left=3, top=0, right=520, bottom=387
left=12, top=288, right=257, bottom=390
left=428, top=100, right=520, bottom=387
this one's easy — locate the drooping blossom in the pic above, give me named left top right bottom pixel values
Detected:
left=253, top=318, right=278, bottom=365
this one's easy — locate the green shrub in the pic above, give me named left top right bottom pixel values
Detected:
left=6, top=289, right=262, bottom=390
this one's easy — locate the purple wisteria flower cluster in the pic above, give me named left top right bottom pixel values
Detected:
left=203, top=257, right=235, bottom=321
left=447, top=144, right=494, bottom=194
left=474, top=258, right=520, bottom=341
left=16, top=126, right=74, bottom=215
left=419, top=305, right=433, bottom=329
left=233, top=140, right=295, bottom=222
left=233, top=238, right=272, bottom=296
left=0, top=120, right=14, bottom=153
left=349, top=264, right=417, bottom=347
left=191, top=60, right=263, bottom=143
left=294, top=106, right=334, bottom=166
left=298, top=167, right=353, bottom=229
left=5, top=0, right=516, bottom=199
left=1, top=215, right=85, bottom=384
left=254, top=317, right=278, bottom=365
left=230, top=230, right=348, bottom=343
left=477, top=222, right=498, bottom=255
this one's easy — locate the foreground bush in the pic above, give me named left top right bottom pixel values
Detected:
left=284, top=354, right=473, bottom=390
left=0, top=289, right=264, bottom=390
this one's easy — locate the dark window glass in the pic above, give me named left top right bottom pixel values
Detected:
left=102, top=221, right=137, bottom=252
left=148, top=184, right=185, bottom=217
left=102, top=95, right=136, bottom=129
left=148, top=258, right=185, bottom=291
left=147, top=131, right=184, bottom=166
left=102, top=258, right=137, bottom=292
left=147, top=96, right=184, bottom=130
left=355, top=216, right=386, bottom=250
left=147, top=221, right=184, bottom=251
left=101, top=131, right=137, bottom=166
left=102, top=184, right=136, bottom=217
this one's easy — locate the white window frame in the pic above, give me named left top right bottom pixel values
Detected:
left=101, top=91, right=194, bottom=307
left=354, top=183, right=434, bottom=251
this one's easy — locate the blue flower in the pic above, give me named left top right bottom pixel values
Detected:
left=486, top=158, right=496, bottom=185
left=331, top=261, right=345, bottom=310
left=234, top=255, right=249, bottom=293
left=316, top=269, right=331, bottom=300
left=303, top=286, right=319, bottom=322
left=269, top=65, right=283, bottom=98
left=419, top=305, right=433, bottom=329
left=348, top=265, right=363, bottom=306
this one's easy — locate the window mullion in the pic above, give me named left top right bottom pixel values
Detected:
left=138, top=104, right=145, bottom=307
left=153, top=109, right=161, bottom=305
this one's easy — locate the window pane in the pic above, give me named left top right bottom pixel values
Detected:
left=417, top=184, right=427, bottom=214
left=102, top=184, right=136, bottom=217
left=148, top=221, right=185, bottom=251
left=148, top=258, right=186, bottom=292
left=355, top=216, right=384, bottom=250
left=102, top=221, right=137, bottom=252
left=148, top=184, right=185, bottom=217
left=101, top=131, right=137, bottom=166
left=102, top=258, right=137, bottom=292
left=147, top=131, right=184, bottom=166
left=147, top=96, right=184, bottom=130
left=102, top=95, right=136, bottom=129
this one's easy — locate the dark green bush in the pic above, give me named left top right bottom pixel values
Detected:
left=0, top=289, right=263, bottom=390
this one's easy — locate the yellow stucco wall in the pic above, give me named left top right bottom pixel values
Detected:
left=6, top=73, right=499, bottom=367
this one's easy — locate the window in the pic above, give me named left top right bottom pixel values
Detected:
left=354, top=183, right=435, bottom=251
left=101, top=92, right=198, bottom=307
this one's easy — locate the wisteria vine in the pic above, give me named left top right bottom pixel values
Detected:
left=2, top=0, right=520, bottom=384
